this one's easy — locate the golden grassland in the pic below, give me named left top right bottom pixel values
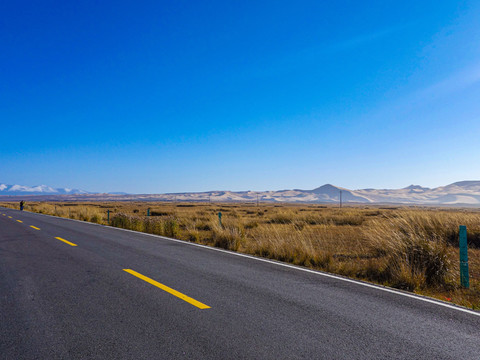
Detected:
left=2, top=200, right=480, bottom=309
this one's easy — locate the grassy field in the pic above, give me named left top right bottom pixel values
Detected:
left=2, top=200, right=479, bottom=309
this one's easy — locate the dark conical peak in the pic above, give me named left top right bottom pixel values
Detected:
left=310, top=184, right=345, bottom=195
left=312, top=184, right=341, bottom=190
left=404, top=185, right=429, bottom=191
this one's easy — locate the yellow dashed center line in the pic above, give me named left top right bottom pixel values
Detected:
left=55, top=237, right=78, bottom=247
left=123, top=269, right=211, bottom=309
left=3, top=215, right=210, bottom=310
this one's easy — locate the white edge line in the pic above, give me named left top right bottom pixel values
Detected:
left=1, top=206, right=479, bottom=317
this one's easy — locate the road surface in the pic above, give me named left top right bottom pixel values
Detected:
left=1, top=207, right=479, bottom=359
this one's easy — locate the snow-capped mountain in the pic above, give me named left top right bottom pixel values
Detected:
left=0, top=183, right=90, bottom=196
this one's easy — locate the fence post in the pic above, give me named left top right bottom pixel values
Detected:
left=107, top=210, right=110, bottom=225
left=459, top=225, right=469, bottom=288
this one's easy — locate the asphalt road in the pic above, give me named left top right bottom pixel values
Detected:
left=1, top=207, right=479, bottom=359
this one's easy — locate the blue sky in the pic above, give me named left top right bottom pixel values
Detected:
left=1, top=1, right=480, bottom=193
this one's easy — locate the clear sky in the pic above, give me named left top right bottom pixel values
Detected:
left=1, top=1, right=480, bottom=193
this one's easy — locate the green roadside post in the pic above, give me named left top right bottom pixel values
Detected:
left=218, top=212, right=222, bottom=227
left=147, top=208, right=150, bottom=217
left=107, top=210, right=110, bottom=225
left=459, top=225, right=469, bottom=288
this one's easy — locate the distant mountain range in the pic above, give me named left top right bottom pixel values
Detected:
left=2, top=181, right=480, bottom=205
left=157, top=181, right=480, bottom=205
left=0, top=183, right=90, bottom=196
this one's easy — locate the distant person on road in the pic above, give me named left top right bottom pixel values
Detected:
left=20, top=200, right=25, bottom=211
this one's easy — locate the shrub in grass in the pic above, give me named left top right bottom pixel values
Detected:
left=150, top=211, right=171, bottom=216
left=90, top=214, right=101, bottom=223
left=332, top=215, right=364, bottom=226
left=366, top=212, right=451, bottom=289
left=111, top=213, right=132, bottom=229
left=186, top=229, right=201, bottom=242
left=196, top=222, right=212, bottom=231
left=267, top=212, right=294, bottom=224
left=142, top=217, right=154, bottom=234
left=149, top=219, right=164, bottom=236
left=211, top=223, right=243, bottom=251
left=244, top=221, right=259, bottom=229
left=163, top=218, right=179, bottom=238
